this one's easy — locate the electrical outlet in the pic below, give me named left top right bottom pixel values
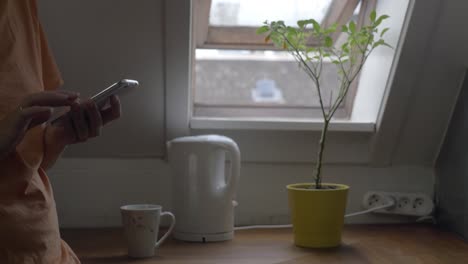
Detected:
left=362, top=191, right=433, bottom=216
left=362, top=192, right=394, bottom=209
left=396, top=196, right=412, bottom=213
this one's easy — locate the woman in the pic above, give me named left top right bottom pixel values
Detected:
left=0, top=0, right=121, bottom=263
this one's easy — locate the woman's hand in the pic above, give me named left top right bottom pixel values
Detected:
left=49, top=95, right=121, bottom=145
left=0, top=91, right=78, bottom=159
left=40, top=95, right=121, bottom=170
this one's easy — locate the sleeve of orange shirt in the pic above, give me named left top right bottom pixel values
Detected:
left=0, top=1, right=80, bottom=262
left=33, top=2, right=69, bottom=170
left=39, top=22, right=64, bottom=91
left=39, top=21, right=70, bottom=170
left=0, top=0, right=63, bottom=169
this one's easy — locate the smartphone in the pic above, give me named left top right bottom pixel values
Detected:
left=91, top=79, right=139, bottom=107
left=48, top=79, right=139, bottom=123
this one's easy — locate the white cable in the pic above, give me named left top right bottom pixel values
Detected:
left=234, top=200, right=396, bottom=230
left=345, top=200, right=395, bottom=218
left=416, top=215, right=436, bottom=223
left=235, top=224, right=292, bottom=230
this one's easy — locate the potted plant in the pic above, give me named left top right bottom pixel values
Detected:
left=257, top=11, right=391, bottom=248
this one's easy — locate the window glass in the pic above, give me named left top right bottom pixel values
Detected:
left=209, top=0, right=333, bottom=27
left=194, top=0, right=364, bottom=119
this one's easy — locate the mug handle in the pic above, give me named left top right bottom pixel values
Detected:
left=155, top=211, right=176, bottom=248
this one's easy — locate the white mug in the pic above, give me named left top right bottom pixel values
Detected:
left=120, top=204, right=176, bottom=258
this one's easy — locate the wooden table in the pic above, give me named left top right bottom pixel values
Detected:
left=62, top=225, right=468, bottom=264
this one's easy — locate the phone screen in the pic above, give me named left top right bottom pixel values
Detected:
left=91, top=79, right=139, bottom=107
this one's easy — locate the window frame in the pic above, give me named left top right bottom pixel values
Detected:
left=194, top=0, right=371, bottom=50
left=191, top=0, right=376, bottom=120
left=165, top=0, right=433, bottom=167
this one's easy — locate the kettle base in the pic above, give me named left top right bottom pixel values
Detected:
left=173, top=231, right=234, bottom=242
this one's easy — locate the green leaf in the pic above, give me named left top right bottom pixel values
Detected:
left=325, top=36, right=333, bottom=47
left=296, top=44, right=304, bottom=51
left=271, top=34, right=282, bottom=47
left=286, top=26, right=297, bottom=35
left=264, top=34, right=271, bottom=43
left=370, top=10, right=376, bottom=22
left=380, top=28, right=390, bottom=37
left=382, top=42, right=393, bottom=49
left=375, top=15, right=390, bottom=27
left=311, top=19, right=321, bottom=33
left=372, top=39, right=385, bottom=48
left=358, top=36, right=368, bottom=45
left=349, top=21, right=356, bottom=33
left=324, top=23, right=337, bottom=34
left=256, top=25, right=270, bottom=35
left=297, top=20, right=306, bottom=28
left=341, top=43, right=349, bottom=52
left=341, top=25, right=348, bottom=32
left=299, top=19, right=315, bottom=28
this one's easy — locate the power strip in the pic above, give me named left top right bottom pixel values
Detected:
left=362, top=191, right=434, bottom=216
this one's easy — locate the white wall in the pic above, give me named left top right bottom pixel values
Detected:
left=39, top=0, right=166, bottom=158
left=436, top=70, right=468, bottom=240
left=49, top=158, right=433, bottom=228
left=38, top=0, right=465, bottom=228
left=393, top=0, right=468, bottom=165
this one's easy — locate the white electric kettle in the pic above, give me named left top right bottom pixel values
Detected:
left=167, top=135, right=241, bottom=242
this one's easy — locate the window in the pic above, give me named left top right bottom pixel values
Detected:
left=192, top=0, right=376, bottom=120
left=167, top=0, right=416, bottom=164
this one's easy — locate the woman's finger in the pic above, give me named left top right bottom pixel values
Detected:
left=70, top=103, right=89, bottom=142
left=55, top=90, right=80, bottom=98
left=22, top=91, right=78, bottom=108
left=83, top=100, right=103, bottom=138
left=101, top=95, right=121, bottom=125
left=19, top=106, right=54, bottom=129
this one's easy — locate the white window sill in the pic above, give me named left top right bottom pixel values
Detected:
left=190, top=117, right=375, bottom=132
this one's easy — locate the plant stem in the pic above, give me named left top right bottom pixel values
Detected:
left=314, top=119, right=329, bottom=189
left=264, top=17, right=390, bottom=190
left=280, top=34, right=328, bottom=118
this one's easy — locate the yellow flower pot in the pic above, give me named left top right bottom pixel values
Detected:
left=287, top=183, right=349, bottom=248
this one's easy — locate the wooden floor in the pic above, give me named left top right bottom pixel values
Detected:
left=62, top=224, right=468, bottom=264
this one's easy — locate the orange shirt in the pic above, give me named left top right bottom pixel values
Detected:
left=0, top=0, right=79, bottom=263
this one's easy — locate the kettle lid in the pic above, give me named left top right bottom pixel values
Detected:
left=169, top=135, right=234, bottom=144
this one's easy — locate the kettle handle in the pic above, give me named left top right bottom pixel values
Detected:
left=218, top=139, right=241, bottom=200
